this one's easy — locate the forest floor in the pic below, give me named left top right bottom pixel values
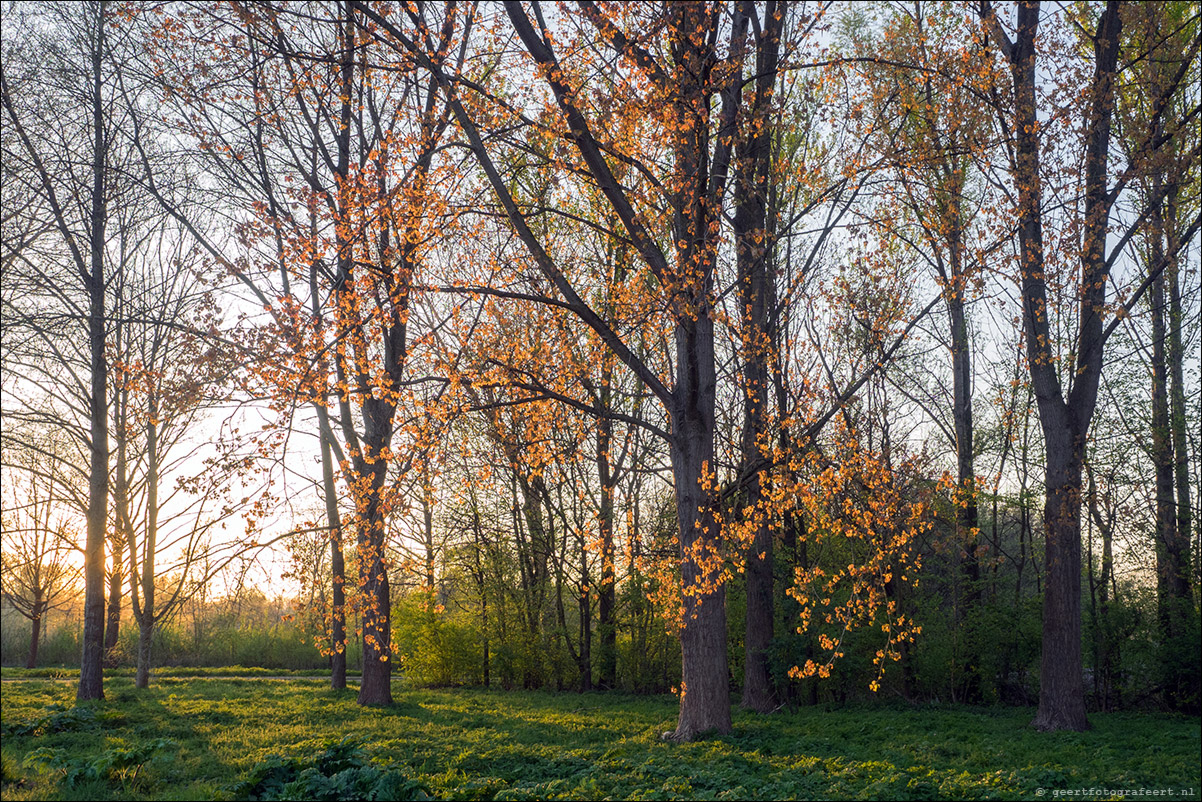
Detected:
left=1, top=678, right=1198, bottom=801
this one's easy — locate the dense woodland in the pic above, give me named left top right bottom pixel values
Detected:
left=1, top=0, right=1198, bottom=742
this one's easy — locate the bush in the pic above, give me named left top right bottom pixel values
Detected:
left=232, top=735, right=430, bottom=801
left=393, top=592, right=482, bottom=687
left=21, top=738, right=174, bottom=791
left=1, top=704, right=123, bottom=738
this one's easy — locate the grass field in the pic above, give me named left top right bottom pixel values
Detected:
left=1, top=679, right=1198, bottom=800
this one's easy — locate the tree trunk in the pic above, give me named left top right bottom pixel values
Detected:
left=1167, top=261, right=1192, bottom=586
left=1087, top=467, right=1118, bottom=710
left=27, top=597, right=44, bottom=669
left=1149, top=205, right=1181, bottom=708
left=661, top=1, right=741, bottom=740
left=597, top=399, right=617, bottom=690
left=328, top=6, right=394, bottom=707
left=948, top=257, right=982, bottom=703
left=105, top=536, right=123, bottom=656
left=1032, top=426, right=1090, bottom=731
left=317, top=410, right=347, bottom=690
left=983, top=0, right=1121, bottom=731
left=78, top=0, right=110, bottom=703
left=579, top=564, right=593, bottom=692
left=132, top=397, right=161, bottom=689
left=135, top=619, right=153, bottom=689
left=482, top=592, right=490, bottom=688
left=667, top=318, right=731, bottom=740
left=1163, top=186, right=1196, bottom=711
left=355, top=403, right=394, bottom=707
left=734, top=0, right=781, bottom=715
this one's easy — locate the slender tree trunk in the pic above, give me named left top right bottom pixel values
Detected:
left=1163, top=186, right=1196, bottom=711
left=78, top=0, right=110, bottom=702
left=423, top=484, right=436, bottom=593
left=735, top=0, right=781, bottom=715
left=481, top=591, right=490, bottom=688
left=580, top=542, right=593, bottom=692
left=104, top=543, right=123, bottom=650
left=135, top=398, right=160, bottom=690
left=949, top=275, right=979, bottom=592
left=1149, top=201, right=1181, bottom=708
left=109, top=380, right=132, bottom=663
left=1087, top=468, right=1118, bottom=710
left=1167, top=260, right=1192, bottom=582
left=948, top=251, right=982, bottom=703
left=597, top=392, right=617, bottom=690
left=317, top=410, right=347, bottom=690
left=105, top=536, right=123, bottom=656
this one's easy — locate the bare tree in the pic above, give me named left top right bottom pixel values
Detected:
left=0, top=436, right=83, bottom=668
left=1, top=0, right=131, bottom=699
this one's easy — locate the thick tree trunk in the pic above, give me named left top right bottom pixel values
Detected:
left=667, top=318, right=731, bottom=740
left=27, top=598, right=43, bottom=669
left=662, top=2, right=738, bottom=740
left=135, top=619, right=153, bottom=689
left=78, top=1, right=109, bottom=702
left=742, top=487, right=774, bottom=711
left=1032, top=427, right=1090, bottom=731
left=513, top=474, right=550, bottom=688
left=356, top=402, right=393, bottom=707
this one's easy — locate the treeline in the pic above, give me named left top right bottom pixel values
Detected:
left=1, top=0, right=1198, bottom=737
left=1, top=584, right=332, bottom=672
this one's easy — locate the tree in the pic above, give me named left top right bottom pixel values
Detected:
left=1, top=0, right=127, bottom=700
left=1116, top=0, right=1200, bottom=712
left=978, top=0, right=1200, bottom=730
left=732, top=0, right=783, bottom=714
left=0, top=438, right=83, bottom=669
left=844, top=0, right=1002, bottom=702
left=110, top=223, right=231, bottom=688
left=145, top=0, right=468, bottom=704
left=358, top=0, right=938, bottom=734
left=356, top=0, right=755, bottom=737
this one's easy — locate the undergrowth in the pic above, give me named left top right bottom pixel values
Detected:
left=0, top=679, right=1197, bottom=800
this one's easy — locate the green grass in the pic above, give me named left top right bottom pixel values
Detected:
left=1, top=679, right=1198, bottom=800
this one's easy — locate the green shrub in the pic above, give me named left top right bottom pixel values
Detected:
left=232, top=735, right=431, bottom=801
left=21, top=737, right=174, bottom=791
left=393, top=593, right=482, bottom=687
left=1, top=703, right=123, bottom=738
